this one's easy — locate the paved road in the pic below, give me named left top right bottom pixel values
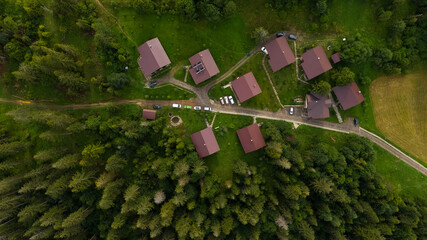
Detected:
left=2, top=97, right=425, bottom=176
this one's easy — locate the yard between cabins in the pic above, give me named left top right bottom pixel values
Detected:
left=209, top=54, right=282, bottom=111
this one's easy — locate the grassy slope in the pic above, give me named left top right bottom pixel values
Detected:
left=370, top=73, right=427, bottom=163
left=373, top=144, right=427, bottom=197
left=112, top=9, right=254, bottom=78
left=292, top=124, right=426, bottom=197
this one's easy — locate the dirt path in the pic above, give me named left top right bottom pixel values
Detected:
left=93, top=0, right=137, bottom=46
left=262, top=55, right=284, bottom=108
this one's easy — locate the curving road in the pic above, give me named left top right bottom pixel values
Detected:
left=1, top=96, right=426, bottom=176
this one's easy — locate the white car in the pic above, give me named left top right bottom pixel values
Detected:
left=219, top=97, right=224, bottom=105
left=204, top=107, right=211, bottom=111
left=228, top=96, right=235, bottom=105
left=224, top=96, right=229, bottom=104
left=172, top=104, right=181, bottom=108
left=261, top=47, right=268, bottom=55
left=194, top=106, right=201, bottom=110
left=289, top=107, right=294, bottom=115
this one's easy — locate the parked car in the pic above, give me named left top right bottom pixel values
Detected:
left=228, top=96, right=235, bottom=105
left=261, top=47, right=268, bottom=55
left=172, top=104, right=181, bottom=108
left=276, top=32, right=286, bottom=37
left=194, top=106, right=201, bottom=110
left=149, top=82, right=158, bottom=87
left=219, top=97, right=225, bottom=105
left=354, top=118, right=359, bottom=126
left=184, top=105, right=192, bottom=109
left=153, top=105, right=161, bottom=109
left=224, top=96, right=229, bottom=104
left=204, top=107, right=211, bottom=111
left=288, top=34, right=298, bottom=40
left=289, top=107, right=294, bottom=115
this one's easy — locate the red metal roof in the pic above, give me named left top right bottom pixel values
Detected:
left=332, top=82, right=365, bottom=110
left=236, top=123, right=266, bottom=154
left=188, top=49, right=220, bottom=85
left=331, top=52, right=341, bottom=64
left=191, top=127, right=220, bottom=158
left=265, top=37, right=296, bottom=72
left=137, top=38, right=171, bottom=76
left=142, top=109, right=156, bottom=120
left=231, top=72, right=262, bottom=102
left=301, top=46, right=332, bottom=80
left=305, top=93, right=332, bottom=119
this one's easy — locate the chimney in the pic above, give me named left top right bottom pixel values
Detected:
left=250, top=139, right=253, bottom=142
left=317, top=57, right=320, bottom=60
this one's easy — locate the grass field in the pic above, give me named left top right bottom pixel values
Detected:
left=370, top=73, right=427, bottom=163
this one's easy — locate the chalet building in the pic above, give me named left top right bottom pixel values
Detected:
left=188, top=49, right=220, bottom=85
left=265, top=37, right=296, bottom=72
left=300, top=46, right=332, bottom=80
left=231, top=72, right=262, bottom=103
left=142, top=109, right=156, bottom=120
left=191, top=127, right=220, bottom=158
left=332, top=82, right=365, bottom=110
left=137, top=37, right=171, bottom=76
left=236, top=123, right=266, bottom=154
left=305, top=93, right=332, bottom=119
left=331, top=52, right=341, bottom=64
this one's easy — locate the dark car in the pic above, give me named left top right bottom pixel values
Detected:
left=276, top=32, right=286, bottom=37
left=353, top=118, right=359, bottom=126
left=149, top=82, right=158, bottom=87
left=288, top=34, right=298, bottom=40
left=153, top=105, right=162, bottom=109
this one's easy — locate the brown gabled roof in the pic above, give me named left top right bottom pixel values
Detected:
left=265, top=37, right=296, bottom=72
left=331, top=52, right=341, bottom=64
left=332, top=82, right=365, bottom=110
left=137, top=38, right=171, bottom=76
left=305, top=93, right=332, bottom=119
left=236, top=123, right=266, bottom=154
left=188, top=49, right=220, bottom=85
left=301, top=46, right=332, bottom=80
left=231, top=72, right=262, bottom=102
left=142, top=109, right=156, bottom=120
left=191, top=127, right=220, bottom=158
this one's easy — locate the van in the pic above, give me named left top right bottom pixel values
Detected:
left=228, top=96, right=235, bottom=105
left=172, top=104, right=181, bottom=108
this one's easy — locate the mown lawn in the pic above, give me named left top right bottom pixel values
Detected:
left=370, top=73, right=427, bottom=164
left=209, top=53, right=282, bottom=111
